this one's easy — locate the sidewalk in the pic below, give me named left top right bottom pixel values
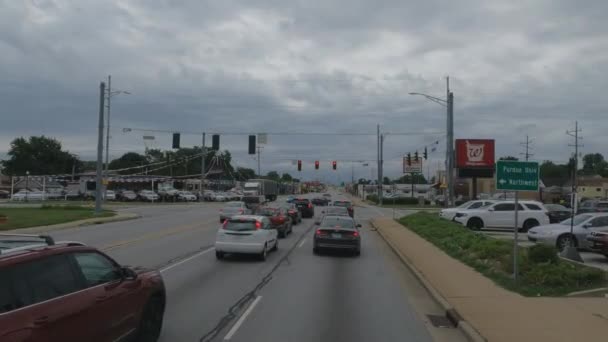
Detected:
left=3, top=211, right=140, bottom=234
left=372, top=217, right=608, bottom=342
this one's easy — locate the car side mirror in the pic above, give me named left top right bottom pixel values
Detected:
left=488, top=208, right=495, bottom=212
left=356, top=224, right=362, bottom=228
left=121, top=266, right=138, bottom=280
left=314, top=221, right=321, bottom=225
left=583, top=223, right=591, bottom=229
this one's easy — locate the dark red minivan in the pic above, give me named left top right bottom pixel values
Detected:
left=0, top=233, right=166, bottom=342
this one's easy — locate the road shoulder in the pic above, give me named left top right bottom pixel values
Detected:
left=2, top=211, right=140, bottom=234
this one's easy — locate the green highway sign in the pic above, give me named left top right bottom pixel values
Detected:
left=496, top=160, right=540, bottom=191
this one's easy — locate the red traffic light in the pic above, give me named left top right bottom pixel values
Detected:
left=332, top=160, right=337, bottom=170
left=315, top=161, right=319, bottom=170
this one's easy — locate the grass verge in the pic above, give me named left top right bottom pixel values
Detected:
left=0, top=206, right=115, bottom=231
left=399, top=212, right=607, bottom=296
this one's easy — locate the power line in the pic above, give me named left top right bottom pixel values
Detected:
left=122, top=127, right=444, bottom=137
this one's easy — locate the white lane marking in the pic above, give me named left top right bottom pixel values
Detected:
left=298, top=239, right=307, bottom=248
left=159, top=247, right=215, bottom=273
left=224, top=295, right=263, bottom=340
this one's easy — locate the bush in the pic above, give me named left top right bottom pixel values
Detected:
left=366, top=195, right=422, bottom=205
left=400, top=212, right=607, bottom=296
left=528, top=244, right=558, bottom=265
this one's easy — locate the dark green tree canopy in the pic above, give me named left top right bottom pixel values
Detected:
left=2, top=136, right=81, bottom=175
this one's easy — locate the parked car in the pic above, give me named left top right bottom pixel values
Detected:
left=322, top=193, right=331, bottom=199
left=439, top=200, right=496, bottom=221
left=176, top=191, right=197, bottom=202
left=528, top=213, right=608, bottom=251
left=105, top=190, right=116, bottom=201
left=256, top=206, right=293, bottom=238
left=332, top=200, right=354, bottom=218
left=544, top=204, right=572, bottom=223
left=138, top=190, right=159, bottom=202
left=286, top=195, right=295, bottom=203
left=0, top=233, right=166, bottom=342
left=454, top=200, right=549, bottom=232
left=320, top=206, right=350, bottom=218
left=313, top=215, right=361, bottom=256
left=312, top=197, right=330, bottom=206
left=280, top=203, right=302, bottom=225
left=219, top=201, right=251, bottom=222
left=214, top=215, right=278, bottom=260
left=10, top=190, right=46, bottom=201
left=577, top=200, right=608, bottom=214
left=214, top=192, right=228, bottom=202
left=586, top=230, right=608, bottom=258
left=117, top=190, right=138, bottom=201
left=294, top=198, right=315, bottom=218
left=0, top=190, right=9, bottom=199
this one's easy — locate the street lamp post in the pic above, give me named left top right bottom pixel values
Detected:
left=25, top=171, right=30, bottom=202
left=409, top=81, right=455, bottom=207
left=105, top=75, right=131, bottom=198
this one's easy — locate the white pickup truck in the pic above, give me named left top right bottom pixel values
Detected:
left=453, top=200, right=549, bottom=232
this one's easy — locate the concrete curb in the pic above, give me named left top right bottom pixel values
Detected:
left=3, top=212, right=141, bottom=234
left=371, top=220, right=487, bottom=342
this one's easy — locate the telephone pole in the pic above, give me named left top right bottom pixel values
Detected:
left=520, top=135, right=534, bottom=161
left=200, top=133, right=206, bottom=199
left=563, top=121, right=583, bottom=262
left=257, top=146, right=263, bottom=177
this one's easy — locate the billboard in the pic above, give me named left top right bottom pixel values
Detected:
left=403, top=158, right=423, bottom=173
left=456, top=139, right=495, bottom=168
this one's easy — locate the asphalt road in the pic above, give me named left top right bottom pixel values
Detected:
left=46, top=194, right=465, bottom=342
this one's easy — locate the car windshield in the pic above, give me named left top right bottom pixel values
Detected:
left=324, top=207, right=349, bottom=215
left=458, top=201, right=473, bottom=208
left=333, top=201, right=351, bottom=207
left=546, top=204, right=568, bottom=211
left=224, top=220, right=258, bottom=231
left=321, top=217, right=355, bottom=229
left=258, top=208, right=278, bottom=216
left=294, top=199, right=309, bottom=205
left=561, top=214, right=593, bottom=225
left=225, top=202, right=243, bottom=207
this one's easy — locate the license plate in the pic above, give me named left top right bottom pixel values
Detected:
left=332, top=233, right=342, bottom=238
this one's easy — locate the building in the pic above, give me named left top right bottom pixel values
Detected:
left=575, top=176, right=608, bottom=200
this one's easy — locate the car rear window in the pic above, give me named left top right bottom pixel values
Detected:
left=258, top=208, right=278, bottom=216
left=597, top=202, right=608, bottom=208
left=524, top=203, right=543, bottom=210
left=295, top=199, right=310, bottom=205
left=333, top=201, right=352, bottom=207
left=226, top=202, right=243, bottom=207
left=321, top=217, right=355, bottom=228
left=225, top=220, right=258, bottom=231
left=325, top=207, right=349, bottom=215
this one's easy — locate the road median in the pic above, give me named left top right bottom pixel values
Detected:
left=372, top=215, right=608, bottom=342
left=1, top=210, right=140, bottom=234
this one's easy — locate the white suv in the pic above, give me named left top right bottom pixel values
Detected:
left=454, top=200, right=549, bottom=232
left=439, top=200, right=496, bottom=221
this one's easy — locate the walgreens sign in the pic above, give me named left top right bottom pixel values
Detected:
left=455, top=139, right=495, bottom=168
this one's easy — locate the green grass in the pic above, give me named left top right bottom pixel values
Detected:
left=399, top=212, right=607, bottom=296
left=0, top=206, right=115, bottom=230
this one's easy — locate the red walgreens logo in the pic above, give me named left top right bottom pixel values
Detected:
left=456, top=139, right=495, bottom=168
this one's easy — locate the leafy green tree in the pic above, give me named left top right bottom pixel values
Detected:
left=281, top=173, right=293, bottom=182
left=266, top=171, right=280, bottom=181
left=109, top=152, right=148, bottom=175
left=395, top=174, right=427, bottom=184
left=1, top=136, right=82, bottom=175
left=236, top=167, right=256, bottom=180
left=581, top=153, right=608, bottom=176
left=499, top=156, right=519, bottom=161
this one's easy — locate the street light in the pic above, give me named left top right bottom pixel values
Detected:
left=25, top=171, right=30, bottom=202
left=105, top=75, right=131, bottom=198
left=409, top=84, right=455, bottom=207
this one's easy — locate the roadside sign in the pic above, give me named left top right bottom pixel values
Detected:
left=257, top=133, right=267, bottom=144
left=496, top=160, right=539, bottom=191
left=403, top=158, right=422, bottom=173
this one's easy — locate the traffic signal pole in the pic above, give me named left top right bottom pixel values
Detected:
left=200, top=133, right=206, bottom=199
left=95, top=82, right=105, bottom=215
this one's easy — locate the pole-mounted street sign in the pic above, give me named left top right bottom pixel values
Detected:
left=496, top=160, right=539, bottom=191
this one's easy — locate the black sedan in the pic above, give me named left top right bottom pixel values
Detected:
left=545, top=204, right=572, bottom=223
left=311, top=197, right=330, bottom=206
left=294, top=198, right=315, bottom=218
left=313, top=215, right=361, bottom=256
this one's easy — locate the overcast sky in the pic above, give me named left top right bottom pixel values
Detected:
left=2, top=0, right=607, bottom=181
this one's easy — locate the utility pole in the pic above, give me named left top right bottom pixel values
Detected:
left=257, top=146, right=263, bottom=177
left=563, top=121, right=583, bottom=262
left=105, top=75, right=111, bottom=176
left=447, top=77, right=455, bottom=207
left=379, top=133, right=385, bottom=205
left=95, top=82, right=105, bottom=215
left=200, top=133, right=206, bottom=199
left=520, top=135, right=534, bottom=161
left=377, top=124, right=381, bottom=201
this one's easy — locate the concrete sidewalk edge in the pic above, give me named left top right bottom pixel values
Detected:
left=4, top=212, right=141, bottom=234
left=371, top=220, right=487, bottom=342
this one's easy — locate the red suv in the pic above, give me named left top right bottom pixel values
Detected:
left=0, top=233, right=166, bottom=342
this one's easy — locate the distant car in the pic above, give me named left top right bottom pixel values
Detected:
left=587, top=230, right=608, bottom=258
left=220, top=201, right=251, bottom=222
left=138, top=190, right=159, bottom=202
left=286, top=195, right=296, bottom=203
left=256, top=206, right=293, bottom=238
left=313, top=215, right=361, bottom=256
left=215, top=215, right=278, bottom=260
left=0, top=233, right=166, bottom=342
left=117, top=190, right=137, bottom=201
left=320, top=206, right=350, bottom=218
left=11, top=190, right=46, bottom=201
left=332, top=200, right=354, bottom=218
left=105, top=190, right=116, bottom=201
left=0, top=190, right=8, bottom=199
left=439, top=200, right=496, bottom=221
left=294, top=198, right=314, bottom=218
left=528, top=213, right=608, bottom=251
left=545, top=204, right=572, bottom=223
left=311, top=197, right=330, bottom=206
left=322, top=193, right=331, bottom=198
left=577, top=200, right=608, bottom=214
left=177, top=191, right=197, bottom=202
left=214, top=193, right=228, bottom=202
left=280, top=202, right=302, bottom=225
left=454, top=200, right=549, bottom=232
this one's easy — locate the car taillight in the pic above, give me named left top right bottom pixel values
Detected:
left=278, top=215, right=285, bottom=222
left=308, top=203, right=313, bottom=208
left=255, top=221, right=262, bottom=230
left=315, top=229, right=326, bottom=236
left=352, top=231, right=359, bottom=237
left=222, top=220, right=228, bottom=229
left=239, top=209, right=244, bottom=214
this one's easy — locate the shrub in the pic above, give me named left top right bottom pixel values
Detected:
left=528, top=244, right=558, bottom=264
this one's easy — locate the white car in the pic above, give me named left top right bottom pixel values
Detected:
left=105, top=190, right=116, bottom=201
left=528, top=213, right=608, bottom=251
left=138, top=190, right=159, bottom=202
left=11, top=190, right=46, bottom=201
left=439, top=200, right=496, bottom=221
left=214, top=193, right=228, bottom=202
left=214, top=215, right=278, bottom=260
left=454, top=200, right=549, bottom=232
left=177, top=191, right=197, bottom=201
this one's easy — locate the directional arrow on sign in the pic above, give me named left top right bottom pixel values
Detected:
left=499, top=179, right=506, bottom=185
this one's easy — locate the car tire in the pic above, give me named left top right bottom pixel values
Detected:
left=313, top=247, right=320, bottom=255
left=354, top=249, right=361, bottom=257
left=135, top=296, right=164, bottom=342
left=215, top=251, right=224, bottom=260
left=467, top=218, right=483, bottom=231
left=556, top=234, right=577, bottom=252
left=279, top=230, right=286, bottom=238
left=521, top=219, right=539, bottom=232
left=259, top=244, right=268, bottom=261
left=271, top=239, right=278, bottom=252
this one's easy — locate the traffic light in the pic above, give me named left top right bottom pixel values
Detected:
left=297, top=160, right=302, bottom=171
left=407, top=153, right=412, bottom=166
left=424, top=147, right=428, bottom=160
left=212, top=134, right=220, bottom=150
left=315, top=161, right=319, bottom=170
left=332, top=160, right=337, bottom=170
left=172, top=133, right=180, bottom=149
left=414, top=150, right=419, bottom=162
left=248, top=135, right=256, bottom=154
